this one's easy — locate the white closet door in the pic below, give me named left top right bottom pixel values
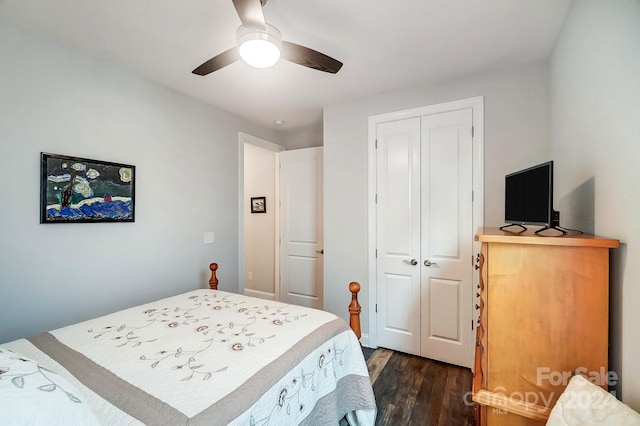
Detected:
left=376, top=118, right=422, bottom=355
left=375, top=109, right=474, bottom=368
left=420, top=109, right=474, bottom=368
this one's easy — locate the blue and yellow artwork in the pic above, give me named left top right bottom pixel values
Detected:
left=40, top=153, right=135, bottom=223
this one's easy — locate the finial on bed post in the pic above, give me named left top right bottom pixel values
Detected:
left=208, top=263, right=219, bottom=290
left=349, top=282, right=362, bottom=342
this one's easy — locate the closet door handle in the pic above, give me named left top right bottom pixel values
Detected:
left=404, top=258, right=418, bottom=266
left=424, top=260, right=438, bottom=267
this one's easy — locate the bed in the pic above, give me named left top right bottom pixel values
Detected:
left=0, top=263, right=376, bottom=425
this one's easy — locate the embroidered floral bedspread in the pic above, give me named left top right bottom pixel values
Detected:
left=3, top=290, right=376, bottom=425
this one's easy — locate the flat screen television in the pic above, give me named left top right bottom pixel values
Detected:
left=502, top=161, right=554, bottom=231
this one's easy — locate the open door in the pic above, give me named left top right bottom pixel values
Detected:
left=279, top=147, right=323, bottom=309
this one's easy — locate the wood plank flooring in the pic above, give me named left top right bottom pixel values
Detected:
left=365, top=348, right=475, bottom=426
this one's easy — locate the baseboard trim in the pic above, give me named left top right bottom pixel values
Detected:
left=360, top=333, right=371, bottom=348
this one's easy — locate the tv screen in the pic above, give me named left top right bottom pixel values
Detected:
left=504, top=161, right=553, bottom=226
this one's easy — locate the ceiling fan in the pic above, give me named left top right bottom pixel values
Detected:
left=192, top=0, right=343, bottom=76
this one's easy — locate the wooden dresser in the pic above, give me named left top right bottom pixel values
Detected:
left=472, top=227, right=619, bottom=425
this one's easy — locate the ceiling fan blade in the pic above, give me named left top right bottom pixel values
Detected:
left=280, top=41, right=343, bottom=74
left=232, top=0, right=265, bottom=29
left=192, top=47, right=240, bottom=75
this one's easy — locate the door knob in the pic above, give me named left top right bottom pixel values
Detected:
left=424, top=260, right=438, bottom=267
left=315, top=249, right=324, bottom=254
left=404, top=258, right=418, bottom=265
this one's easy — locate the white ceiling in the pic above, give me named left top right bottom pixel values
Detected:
left=0, top=0, right=573, bottom=132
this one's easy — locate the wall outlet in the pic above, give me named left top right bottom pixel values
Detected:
left=248, top=272, right=253, bottom=281
left=552, top=211, right=560, bottom=227
left=204, top=232, right=215, bottom=244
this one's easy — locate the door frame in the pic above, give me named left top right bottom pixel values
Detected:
left=366, top=96, right=484, bottom=349
left=238, top=132, right=285, bottom=298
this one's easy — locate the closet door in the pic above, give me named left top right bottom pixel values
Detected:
left=419, top=109, right=474, bottom=368
left=376, top=118, right=422, bottom=355
left=375, top=109, right=474, bottom=368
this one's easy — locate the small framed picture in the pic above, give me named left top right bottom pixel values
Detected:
left=250, top=196, right=266, bottom=213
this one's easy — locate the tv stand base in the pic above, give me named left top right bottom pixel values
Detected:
left=499, top=223, right=527, bottom=233
left=535, top=226, right=568, bottom=235
left=499, top=223, right=570, bottom=236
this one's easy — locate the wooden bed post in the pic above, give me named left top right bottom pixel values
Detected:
left=348, top=282, right=362, bottom=342
left=208, top=263, right=219, bottom=290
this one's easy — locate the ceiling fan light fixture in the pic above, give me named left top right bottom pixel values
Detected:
left=237, top=24, right=282, bottom=68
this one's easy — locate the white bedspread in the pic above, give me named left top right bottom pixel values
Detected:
left=1, top=290, right=376, bottom=425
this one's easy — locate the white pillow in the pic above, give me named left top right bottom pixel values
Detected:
left=0, top=347, right=101, bottom=426
left=547, top=374, right=640, bottom=425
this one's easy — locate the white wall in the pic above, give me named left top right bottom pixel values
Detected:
left=323, top=61, right=551, bottom=339
left=243, top=143, right=277, bottom=297
left=0, top=19, right=280, bottom=344
left=550, top=0, right=640, bottom=409
left=282, top=121, right=323, bottom=149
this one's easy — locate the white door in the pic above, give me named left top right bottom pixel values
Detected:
left=279, top=147, right=323, bottom=309
left=375, top=118, right=422, bottom=355
left=419, top=110, right=473, bottom=367
left=376, top=109, right=474, bottom=368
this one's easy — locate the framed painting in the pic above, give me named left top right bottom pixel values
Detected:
left=250, top=196, right=266, bottom=213
left=40, top=152, right=136, bottom=223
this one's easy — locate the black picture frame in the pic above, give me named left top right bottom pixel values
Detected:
left=40, top=152, right=136, bottom=223
left=250, top=196, right=266, bottom=213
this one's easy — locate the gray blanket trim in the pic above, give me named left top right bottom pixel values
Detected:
left=29, top=318, right=358, bottom=426
left=299, top=374, right=377, bottom=426
left=29, top=332, right=188, bottom=425
left=190, top=318, right=351, bottom=425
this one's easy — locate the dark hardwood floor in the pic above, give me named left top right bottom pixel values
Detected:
left=365, top=348, right=475, bottom=426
